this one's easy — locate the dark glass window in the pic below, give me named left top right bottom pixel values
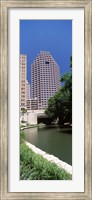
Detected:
left=45, top=61, right=49, bottom=64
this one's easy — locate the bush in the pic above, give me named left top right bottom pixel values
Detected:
left=20, top=131, right=25, bottom=144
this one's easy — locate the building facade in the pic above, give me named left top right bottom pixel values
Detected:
left=26, top=80, right=31, bottom=110
left=31, top=51, right=61, bottom=109
left=20, top=54, right=27, bottom=109
left=30, top=97, right=38, bottom=110
left=26, top=80, right=30, bottom=99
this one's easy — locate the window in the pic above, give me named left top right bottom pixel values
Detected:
left=45, top=61, right=49, bottom=64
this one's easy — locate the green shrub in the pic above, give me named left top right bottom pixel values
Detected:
left=20, top=131, right=25, bottom=144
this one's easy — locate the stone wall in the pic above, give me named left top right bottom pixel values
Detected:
left=20, top=110, right=45, bottom=125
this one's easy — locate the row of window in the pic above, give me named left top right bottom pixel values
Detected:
left=21, top=99, right=26, bottom=102
left=21, top=88, right=25, bottom=90
left=21, top=91, right=25, bottom=94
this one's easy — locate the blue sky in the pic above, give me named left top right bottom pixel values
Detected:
left=20, top=20, right=72, bottom=84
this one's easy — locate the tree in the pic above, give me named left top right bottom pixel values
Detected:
left=45, top=56, right=72, bottom=126
left=21, top=108, right=27, bottom=113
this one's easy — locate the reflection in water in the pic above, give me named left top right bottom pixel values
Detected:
left=24, top=127, right=72, bottom=165
left=24, top=127, right=38, bottom=144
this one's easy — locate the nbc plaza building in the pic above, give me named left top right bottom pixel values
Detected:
left=20, top=54, right=27, bottom=109
left=31, top=51, right=61, bottom=110
left=20, top=54, right=38, bottom=111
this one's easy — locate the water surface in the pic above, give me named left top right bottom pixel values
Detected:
left=24, top=126, right=72, bottom=165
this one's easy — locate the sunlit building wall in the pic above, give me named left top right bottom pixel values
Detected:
left=26, top=80, right=30, bottom=99
left=20, top=54, right=27, bottom=109
left=31, top=51, right=61, bottom=109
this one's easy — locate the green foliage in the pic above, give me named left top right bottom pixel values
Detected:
left=20, top=131, right=25, bottom=144
left=21, top=108, right=27, bottom=113
left=20, top=143, right=72, bottom=180
left=45, top=56, right=72, bottom=125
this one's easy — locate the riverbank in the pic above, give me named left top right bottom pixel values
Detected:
left=20, top=123, right=72, bottom=132
left=20, top=123, right=46, bottom=130
left=25, top=140, right=72, bottom=175
left=20, top=131, right=72, bottom=180
left=23, top=125, right=72, bottom=164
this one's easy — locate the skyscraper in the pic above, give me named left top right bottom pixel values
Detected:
left=31, top=51, right=61, bottom=109
left=26, top=80, right=31, bottom=110
left=26, top=80, right=30, bottom=99
left=20, top=54, right=27, bottom=109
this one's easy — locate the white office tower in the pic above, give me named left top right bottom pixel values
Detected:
left=31, top=51, right=61, bottom=109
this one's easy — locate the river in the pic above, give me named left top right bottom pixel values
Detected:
left=24, top=126, right=72, bottom=165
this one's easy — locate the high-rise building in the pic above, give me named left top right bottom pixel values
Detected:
left=26, top=80, right=30, bottom=99
left=20, top=54, right=27, bottom=109
left=26, top=98, right=38, bottom=110
left=26, top=80, right=31, bottom=110
left=30, top=97, right=38, bottom=110
left=26, top=99, right=31, bottom=110
left=31, top=51, right=61, bottom=109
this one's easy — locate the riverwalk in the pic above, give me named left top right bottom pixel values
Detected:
left=25, top=140, right=72, bottom=175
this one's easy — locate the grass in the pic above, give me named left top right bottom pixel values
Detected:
left=20, top=131, right=25, bottom=143
left=20, top=131, right=72, bottom=180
